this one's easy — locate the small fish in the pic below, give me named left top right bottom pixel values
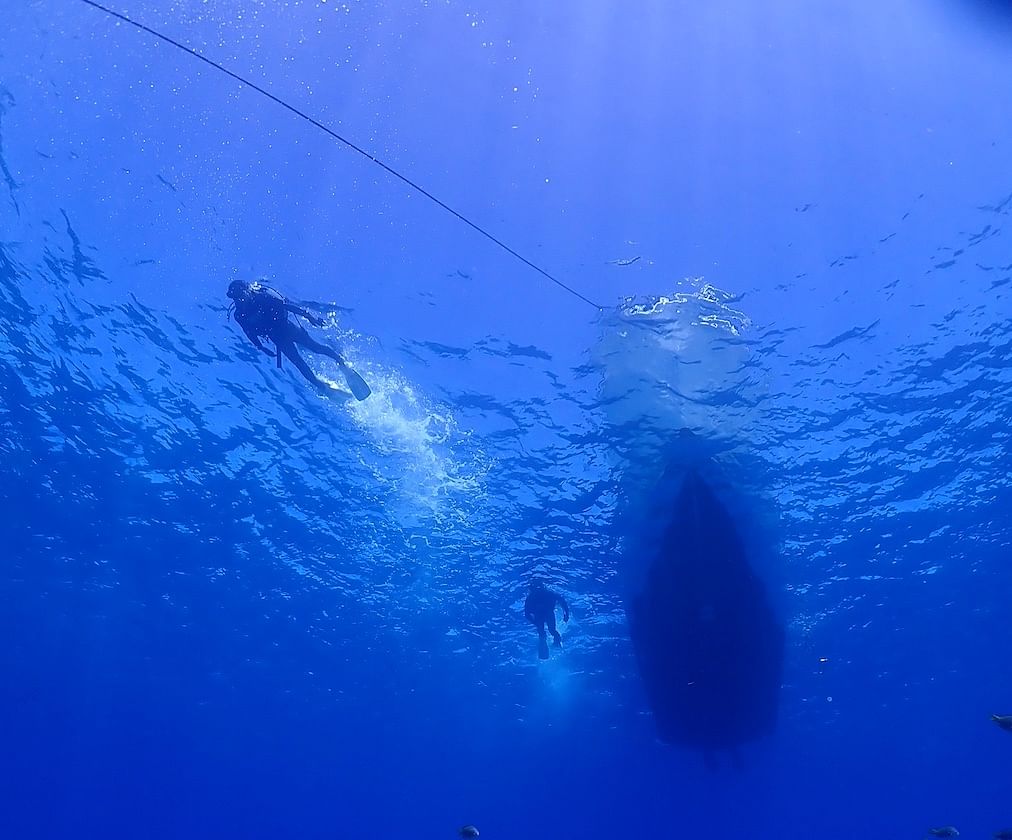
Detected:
left=607, top=256, right=641, bottom=267
left=993, top=830, right=1012, bottom=840
left=992, top=713, right=1012, bottom=732
left=928, top=828, right=959, bottom=838
left=459, top=826, right=479, bottom=839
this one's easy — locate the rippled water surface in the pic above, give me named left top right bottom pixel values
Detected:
left=2, top=1, right=1011, bottom=838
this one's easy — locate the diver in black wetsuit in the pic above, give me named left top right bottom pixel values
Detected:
left=226, top=279, right=351, bottom=394
left=524, top=580, right=570, bottom=660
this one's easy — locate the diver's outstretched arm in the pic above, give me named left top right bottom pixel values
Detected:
left=556, top=594, right=570, bottom=622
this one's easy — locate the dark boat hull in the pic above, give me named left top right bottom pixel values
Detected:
left=628, top=470, right=784, bottom=749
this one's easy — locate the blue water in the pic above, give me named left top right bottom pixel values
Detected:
left=2, top=1, right=1012, bottom=837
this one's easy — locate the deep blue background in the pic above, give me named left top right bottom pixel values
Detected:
left=2, top=1, right=1011, bottom=837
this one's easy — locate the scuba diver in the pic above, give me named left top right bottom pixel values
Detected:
left=524, top=579, right=570, bottom=660
left=226, top=279, right=370, bottom=400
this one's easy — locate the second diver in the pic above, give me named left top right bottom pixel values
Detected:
left=525, top=579, right=570, bottom=660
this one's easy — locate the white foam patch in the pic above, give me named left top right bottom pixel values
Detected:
left=535, top=648, right=579, bottom=712
left=314, top=327, right=488, bottom=520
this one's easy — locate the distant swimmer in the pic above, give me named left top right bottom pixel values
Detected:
left=226, top=280, right=370, bottom=400
left=524, top=579, right=570, bottom=661
left=459, top=826, right=479, bottom=839
left=927, top=828, right=960, bottom=838
left=992, top=713, right=1012, bottom=732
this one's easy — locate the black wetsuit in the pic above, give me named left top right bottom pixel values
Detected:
left=525, top=585, right=569, bottom=654
left=232, top=285, right=343, bottom=392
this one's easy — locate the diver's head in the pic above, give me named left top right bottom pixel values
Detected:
left=226, top=279, right=250, bottom=300
left=529, top=578, right=546, bottom=592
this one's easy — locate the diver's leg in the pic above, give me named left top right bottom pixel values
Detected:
left=536, top=622, right=550, bottom=661
left=548, top=613, right=562, bottom=646
left=289, top=322, right=345, bottom=365
left=277, top=340, right=328, bottom=392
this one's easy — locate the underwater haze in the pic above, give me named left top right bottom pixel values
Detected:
left=2, top=0, right=1011, bottom=837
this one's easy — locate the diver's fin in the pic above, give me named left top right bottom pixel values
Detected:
left=341, top=364, right=371, bottom=401
left=324, top=384, right=353, bottom=404
left=317, top=377, right=353, bottom=403
left=538, top=636, right=550, bottom=660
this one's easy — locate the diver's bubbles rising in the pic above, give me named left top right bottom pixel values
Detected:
left=314, top=319, right=486, bottom=520
left=536, top=655, right=576, bottom=709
